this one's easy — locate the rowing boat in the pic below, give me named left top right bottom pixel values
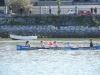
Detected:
left=17, top=45, right=100, bottom=50
left=10, top=34, right=37, bottom=40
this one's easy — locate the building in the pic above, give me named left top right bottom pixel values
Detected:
left=36, top=0, right=100, bottom=1
left=0, top=0, right=4, bottom=6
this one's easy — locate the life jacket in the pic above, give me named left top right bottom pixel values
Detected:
left=48, top=42, right=53, bottom=45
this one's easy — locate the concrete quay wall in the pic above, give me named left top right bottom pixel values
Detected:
left=0, top=25, right=100, bottom=38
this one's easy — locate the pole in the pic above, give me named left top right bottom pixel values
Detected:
left=5, top=5, right=7, bottom=14
left=5, top=1, right=7, bottom=14
left=75, top=6, right=78, bottom=15
left=40, top=6, right=42, bottom=14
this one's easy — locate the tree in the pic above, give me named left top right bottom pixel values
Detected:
left=9, top=0, right=32, bottom=13
left=57, top=0, right=61, bottom=14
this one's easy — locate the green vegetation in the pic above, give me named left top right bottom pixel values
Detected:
left=2, top=14, right=100, bottom=26
left=8, top=0, right=32, bottom=13
left=57, top=0, right=61, bottom=14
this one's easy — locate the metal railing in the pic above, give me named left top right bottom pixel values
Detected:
left=31, top=7, right=100, bottom=15
left=1, top=6, right=100, bottom=15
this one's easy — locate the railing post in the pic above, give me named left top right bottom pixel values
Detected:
left=5, top=1, right=8, bottom=14
left=40, top=6, right=42, bottom=14
left=5, top=5, right=7, bottom=14
left=75, top=6, right=78, bottom=14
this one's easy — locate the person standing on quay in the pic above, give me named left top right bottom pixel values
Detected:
left=90, top=7, right=93, bottom=14
left=29, top=7, right=33, bottom=14
left=49, top=5, right=52, bottom=14
left=9, top=6, right=12, bottom=14
left=94, top=7, right=97, bottom=14
left=23, top=6, right=26, bottom=14
left=19, top=7, right=24, bottom=14
left=44, top=5, right=47, bottom=14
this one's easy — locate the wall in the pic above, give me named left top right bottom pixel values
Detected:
left=0, top=14, right=100, bottom=38
left=0, top=25, right=100, bottom=38
left=0, top=14, right=100, bottom=26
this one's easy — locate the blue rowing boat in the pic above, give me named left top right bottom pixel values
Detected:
left=17, top=45, right=100, bottom=50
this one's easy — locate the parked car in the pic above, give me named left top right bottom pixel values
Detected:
left=0, top=10, right=15, bottom=14
left=78, top=10, right=91, bottom=15
left=67, top=9, right=75, bottom=14
left=0, top=10, right=5, bottom=14
left=67, top=9, right=91, bottom=15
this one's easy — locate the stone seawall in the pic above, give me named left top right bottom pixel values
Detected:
left=0, top=25, right=100, bottom=38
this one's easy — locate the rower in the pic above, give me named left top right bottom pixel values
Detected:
left=90, top=38, right=93, bottom=47
left=66, top=42, right=72, bottom=47
left=53, top=41, right=58, bottom=47
left=25, top=41, right=34, bottom=47
left=40, top=41, right=45, bottom=48
left=66, top=42, right=78, bottom=48
left=25, top=41, right=30, bottom=47
left=46, top=41, right=53, bottom=47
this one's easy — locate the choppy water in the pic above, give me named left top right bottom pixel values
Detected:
left=0, top=38, right=100, bottom=75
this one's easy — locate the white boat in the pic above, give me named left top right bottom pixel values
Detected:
left=10, top=34, right=37, bottom=40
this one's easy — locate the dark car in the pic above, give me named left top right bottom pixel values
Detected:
left=0, top=10, right=15, bottom=14
left=0, top=10, right=5, bottom=14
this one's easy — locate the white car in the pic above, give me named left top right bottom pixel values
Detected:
left=67, top=9, right=75, bottom=14
left=67, top=9, right=91, bottom=15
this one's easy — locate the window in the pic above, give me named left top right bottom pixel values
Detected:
left=0, top=0, right=4, bottom=6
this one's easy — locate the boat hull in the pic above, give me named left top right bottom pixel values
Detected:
left=16, top=45, right=100, bottom=50
left=10, top=34, right=37, bottom=40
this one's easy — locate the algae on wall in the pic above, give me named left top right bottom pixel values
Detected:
left=0, top=14, right=100, bottom=26
left=0, top=25, right=100, bottom=38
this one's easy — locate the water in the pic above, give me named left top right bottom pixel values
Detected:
left=0, top=38, right=100, bottom=75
